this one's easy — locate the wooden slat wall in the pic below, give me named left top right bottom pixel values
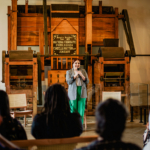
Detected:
left=79, top=18, right=85, bottom=46
left=17, top=16, right=50, bottom=46
left=16, top=14, right=116, bottom=46
left=92, top=18, right=115, bottom=46
left=51, top=18, right=78, bottom=32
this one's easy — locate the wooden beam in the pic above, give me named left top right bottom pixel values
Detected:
left=8, top=6, right=11, bottom=51
left=18, top=13, right=43, bottom=17
left=11, top=0, right=17, bottom=50
left=92, top=14, right=117, bottom=18
left=33, top=58, right=37, bottom=117
left=84, top=0, right=93, bottom=52
left=39, top=28, right=45, bottom=81
left=25, top=0, right=28, bottom=14
left=43, top=0, right=48, bottom=55
left=99, top=1, right=102, bottom=14
left=115, top=8, right=118, bottom=38
left=5, top=58, right=10, bottom=93
left=51, top=11, right=79, bottom=13
left=125, top=57, right=130, bottom=112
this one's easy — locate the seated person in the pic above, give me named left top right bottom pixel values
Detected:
left=77, top=98, right=141, bottom=150
left=0, top=115, right=20, bottom=150
left=31, top=83, right=83, bottom=139
left=0, top=90, right=27, bottom=141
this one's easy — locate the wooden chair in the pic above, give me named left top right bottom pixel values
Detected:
left=8, top=94, right=33, bottom=127
left=12, top=135, right=98, bottom=150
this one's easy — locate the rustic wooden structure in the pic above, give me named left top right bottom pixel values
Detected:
left=4, top=50, right=37, bottom=116
left=4, top=0, right=134, bottom=114
left=94, top=50, right=130, bottom=111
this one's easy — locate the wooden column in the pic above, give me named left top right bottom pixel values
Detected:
left=11, top=0, right=17, bottom=50
left=84, top=0, right=92, bottom=52
left=99, top=1, right=102, bottom=14
left=115, top=8, right=118, bottom=38
left=125, top=57, right=130, bottom=112
left=25, top=0, right=28, bottom=14
left=5, top=58, right=10, bottom=93
left=39, top=28, right=45, bottom=81
left=99, top=57, right=104, bottom=102
left=8, top=6, right=11, bottom=51
left=43, top=0, right=48, bottom=55
left=33, top=58, right=38, bottom=117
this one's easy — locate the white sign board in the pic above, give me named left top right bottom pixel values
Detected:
left=102, top=91, right=121, bottom=101
left=8, top=94, right=27, bottom=108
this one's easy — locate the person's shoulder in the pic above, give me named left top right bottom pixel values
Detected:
left=76, top=140, right=98, bottom=150
left=118, top=141, right=141, bottom=150
left=125, top=142, right=142, bottom=150
left=33, top=113, right=46, bottom=122
left=66, top=69, right=72, bottom=73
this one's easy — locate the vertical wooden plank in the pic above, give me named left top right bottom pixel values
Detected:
left=37, top=52, right=42, bottom=105
left=125, top=57, right=130, bottom=112
left=2, top=51, right=6, bottom=83
left=99, top=57, right=104, bottom=103
left=25, top=0, right=28, bottom=14
left=115, top=8, right=118, bottom=38
left=48, top=33, right=51, bottom=54
left=33, top=58, right=37, bottom=117
left=84, top=0, right=93, bottom=52
left=43, top=0, right=48, bottom=55
left=99, top=1, right=102, bottom=14
left=5, top=58, right=10, bottom=93
left=39, top=28, right=45, bottom=81
left=87, top=65, right=93, bottom=110
left=11, top=0, right=17, bottom=50
left=8, top=6, right=11, bottom=51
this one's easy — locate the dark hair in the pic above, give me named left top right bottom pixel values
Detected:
left=96, top=98, right=128, bottom=141
left=43, top=83, right=71, bottom=121
left=0, top=90, right=10, bottom=117
left=72, top=58, right=81, bottom=65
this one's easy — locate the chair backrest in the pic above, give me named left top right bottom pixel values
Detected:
left=12, top=136, right=98, bottom=150
left=8, top=94, right=27, bottom=109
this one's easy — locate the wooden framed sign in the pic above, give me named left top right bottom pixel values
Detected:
left=53, top=34, right=77, bottom=55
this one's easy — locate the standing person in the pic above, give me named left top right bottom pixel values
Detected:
left=0, top=90, right=27, bottom=141
left=76, top=98, right=142, bottom=150
left=31, top=84, right=83, bottom=139
left=66, top=59, right=89, bottom=124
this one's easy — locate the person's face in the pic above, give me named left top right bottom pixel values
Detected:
left=73, top=60, right=80, bottom=70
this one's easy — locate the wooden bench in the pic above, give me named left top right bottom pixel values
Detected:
left=12, top=135, right=98, bottom=150
left=8, top=94, right=33, bottom=127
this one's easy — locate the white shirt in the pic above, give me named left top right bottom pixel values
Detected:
left=76, top=75, right=82, bottom=86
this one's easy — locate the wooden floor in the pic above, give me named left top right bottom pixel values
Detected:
left=23, top=116, right=145, bottom=148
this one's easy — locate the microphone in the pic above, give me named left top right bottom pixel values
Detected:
left=77, top=68, right=80, bottom=78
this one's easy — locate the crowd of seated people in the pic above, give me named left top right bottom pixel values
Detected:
left=0, top=84, right=149, bottom=150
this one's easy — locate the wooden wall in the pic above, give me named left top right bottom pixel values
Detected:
left=15, top=16, right=116, bottom=46
left=92, top=18, right=115, bottom=46
left=17, top=16, right=50, bottom=46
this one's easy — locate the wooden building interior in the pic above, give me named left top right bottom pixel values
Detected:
left=2, top=0, right=137, bottom=115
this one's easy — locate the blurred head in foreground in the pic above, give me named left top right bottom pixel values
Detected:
left=96, top=98, right=128, bottom=141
